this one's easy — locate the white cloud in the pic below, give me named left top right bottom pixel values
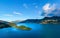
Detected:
left=4, top=14, right=13, bottom=17
left=43, top=3, right=50, bottom=11
left=23, top=3, right=28, bottom=8
left=13, top=11, right=22, bottom=15
left=42, top=3, right=56, bottom=17
left=43, top=3, right=56, bottom=13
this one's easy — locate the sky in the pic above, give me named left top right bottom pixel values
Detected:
left=0, top=0, right=60, bottom=21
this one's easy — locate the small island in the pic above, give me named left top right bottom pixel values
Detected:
left=0, top=21, right=32, bottom=31
left=8, top=23, right=32, bottom=31
left=16, top=25, right=32, bottom=31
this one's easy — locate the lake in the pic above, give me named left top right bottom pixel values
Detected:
left=0, top=23, right=60, bottom=38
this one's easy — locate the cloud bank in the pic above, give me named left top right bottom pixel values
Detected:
left=13, top=11, right=22, bottom=15
left=42, top=3, right=60, bottom=17
left=4, top=11, right=22, bottom=17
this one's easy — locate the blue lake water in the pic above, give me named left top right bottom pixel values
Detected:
left=0, top=23, right=60, bottom=38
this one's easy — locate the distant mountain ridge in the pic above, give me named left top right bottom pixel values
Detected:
left=15, top=16, right=60, bottom=24
left=40, top=16, right=60, bottom=24
left=19, top=19, right=41, bottom=23
left=43, top=16, right=60, bottom=20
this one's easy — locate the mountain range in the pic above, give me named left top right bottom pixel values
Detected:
left=0, top=16, right=60, bottom=29
left=14, top=16, right=60, bottom=24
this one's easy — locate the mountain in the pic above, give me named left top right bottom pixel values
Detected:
left=40, top=16, right=60, bottom=24
left=14, top=16, right=60, bottom=24
left=18, top=19, right=41, bottom=24
left=0, top=20, right=11, bottom=29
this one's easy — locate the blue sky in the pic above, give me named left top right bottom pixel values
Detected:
left=0, top=0, right=60, bottom=21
